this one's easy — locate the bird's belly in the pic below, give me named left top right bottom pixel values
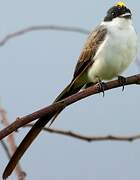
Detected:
left=88, top=29, right=137, bottom=82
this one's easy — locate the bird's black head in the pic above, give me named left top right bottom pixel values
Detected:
left=104, top=2, right=131, bottom=22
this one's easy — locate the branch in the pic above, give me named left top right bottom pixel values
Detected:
left=0, top=74, right=140, bottom=141
left=0, top=106, right=26, bottom=180
left=0, top=25, right=89, bottom=46
left=24, top=124, right=140, bottom=142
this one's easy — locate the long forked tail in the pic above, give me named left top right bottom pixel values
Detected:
left=3, top=81, right=83, bottom=179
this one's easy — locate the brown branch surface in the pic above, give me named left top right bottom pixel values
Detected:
left=0, top=106, right=26, bottom=180
left=0, top=74, right=140, bottom=141
left=24, top=124, right=140, bottom=142
left=0, top=25, right=89, bottom=46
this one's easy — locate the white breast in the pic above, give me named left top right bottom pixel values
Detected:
left=88, top=17, right=138, bottom=82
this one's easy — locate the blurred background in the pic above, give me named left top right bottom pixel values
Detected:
left=0, top=0, right=140, bottom=179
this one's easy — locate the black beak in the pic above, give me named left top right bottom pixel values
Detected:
left=120, top=13, right=132, bottom=19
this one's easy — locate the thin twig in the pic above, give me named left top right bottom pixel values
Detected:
left=24, top=124, right=140, bottom=142
left=0, top=74, right=140, bottom=141
left=0, top=106, right=26, bottom=180
left=0, top=25, right=89, bottom=46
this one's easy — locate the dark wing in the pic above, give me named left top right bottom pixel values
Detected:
left=73, top=25, right=107, bottom=80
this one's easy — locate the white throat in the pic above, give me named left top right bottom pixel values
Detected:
left=101, top=17, right=132, bottom=30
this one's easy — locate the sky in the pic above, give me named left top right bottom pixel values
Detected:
left=0, top=0, right=140, bottom=180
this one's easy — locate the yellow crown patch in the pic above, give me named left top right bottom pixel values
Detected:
left=116, top=2, right=126, bottom=7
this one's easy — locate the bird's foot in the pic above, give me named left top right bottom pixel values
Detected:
left=97, top=79, right=106, bottom=97
left=118, top=76, right=127, bottom=91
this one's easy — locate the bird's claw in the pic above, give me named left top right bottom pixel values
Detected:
left=118, top=76, right=127, bottom=91
left=97, top=79, right=106, bottom=97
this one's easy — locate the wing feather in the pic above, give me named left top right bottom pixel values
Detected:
left=73, top=26, right=107, bottom=80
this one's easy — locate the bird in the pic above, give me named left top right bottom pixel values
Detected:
left=3, top=2, right=138, bottom=179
